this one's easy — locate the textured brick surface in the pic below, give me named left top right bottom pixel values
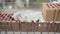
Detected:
left=0, top=13, right=20, bottom=31
left=0, top=13, right=60, bottom=32
left=42, top=3, right=60, bottom=21
left=0, top=13, right=14, bottom=22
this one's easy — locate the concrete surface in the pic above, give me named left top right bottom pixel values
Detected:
left=0, top=31, right=60, bottom=34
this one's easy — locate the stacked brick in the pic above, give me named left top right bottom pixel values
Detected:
left=0, top=13, right=13, bottom=21
left=42, top=3, right=60, bottom=21
left=0, top=13, right=60, bottom=32
left=0, top=13, right=20, bottom=31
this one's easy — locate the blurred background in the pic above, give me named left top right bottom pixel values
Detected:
left=0, top=0, right=60, bottom=11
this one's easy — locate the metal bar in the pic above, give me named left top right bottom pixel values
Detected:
left=32, top=21, right=34, bottom=33
left=0, top=27, right=1, bottom=34
left=54, top=32, right=56, bottom=34
left=2, top=22, right=4, bottom=31
left=59, top=23, right=60, bottom=32
left=19, top=22, right=21, bottom=34
left=0, top=22, right=2, bottom=34
left=5, top=22, right=8, bottom=34
left=8, top=22, right=10, bottom=31
left=38, top=23, right=42, bottom=34
left=13, top=23, right=16, bottom=34
left=32, top=22, right=35, bottom=34
left=36, top=20, right=39, bottom=33
left=41, top=23, right=42, bottom=34
left=47, top=23, right=50, bottom=34
left=26, top=22, right=28, bottom=34
left=5, top=30, right=7, bottom=34
left=33, top=23, right=35, bottom=34
left=37, top=22, right=40, bottom=34
left=20, top=22, right=22, bottom=34
left=51, top=22, right=56, bottom=34
left=7, top=23, right=10, bottom=31
left=54, top=23, right=56, bottom=34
